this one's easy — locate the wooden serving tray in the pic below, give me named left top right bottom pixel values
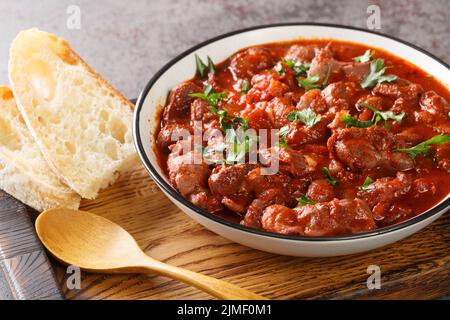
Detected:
left=1, top=161, right=449, bottom=299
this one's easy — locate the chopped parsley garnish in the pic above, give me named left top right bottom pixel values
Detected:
left=216, top=110, right=233, bottom=132
left=296, top=194, right=317, bottom=206
left=282, top=58, right=310, bottom=76
left=395, top=134, right=450, bottom=159
left=275, top=62, right=285, bottom=75
left=298, top=75, right=321, bottom=90
left=353, top=49, right=375, bottom=63
left=194, top=81, right=255, bottom=165
left=190, top=85, right=249, bottom=132
left=276, top=59, right=310, bottom=76
left=190, top=85, right=255, bottom=164
left=359, top=176, right=375, bottom=191
left=322, top=63, right=331, bottom=86
left=276, top=125, right=290, bottom=148
left=321, top=167, right=338, bottom=186
left=195, top=54, right=215, bottom=77
left=361, top=58, right=398, bottom=89
left=213, top=109, right=248, bottom=133
left=297, top=63, right=330, bottom=91
left=340, top=102, right=404, bottom=129
left=189, top=84, right=227, bottom=108
left=232, top=116, right=250, bottom=131
left=287, top=108, right=321, bottom=127
left=340, top=116, right=373, bottom=128
left=241, top=80, right=251, bottom=94
left=202, top=125, right=257, bottom=165
left=361, top=102, right=405, bottom=127
left=207, top=56, right=215, bottom=74
left=225, top=129, right=258, bottom=164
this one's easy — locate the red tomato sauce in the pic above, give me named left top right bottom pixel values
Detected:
left=154, top=39, right=450, bottom=236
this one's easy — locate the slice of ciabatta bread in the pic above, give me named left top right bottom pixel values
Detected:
left=9, top=28, right=138, bottom=199
left=0, top=86, right=81, bottom=211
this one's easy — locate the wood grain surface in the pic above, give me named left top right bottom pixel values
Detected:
left=0, top=191, right=62, bottom=300
left=46, top=164, right=449, bottom=300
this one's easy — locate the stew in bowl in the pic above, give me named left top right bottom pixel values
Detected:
left=135, top=24, right=450, bottom=256
left=154, top=39, right=449, bottom=237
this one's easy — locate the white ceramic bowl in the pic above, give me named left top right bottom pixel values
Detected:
left=133, top=23, right=450, bottom=257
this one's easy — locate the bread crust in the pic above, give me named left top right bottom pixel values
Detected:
left=0, top=85, right=80, bottom=211
left=9, top=29, right=138, bottom=199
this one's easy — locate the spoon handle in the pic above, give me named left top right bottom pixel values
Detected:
left=137, top=256, right=267, bottom=300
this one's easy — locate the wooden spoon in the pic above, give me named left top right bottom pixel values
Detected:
left=36, top=208, right=267, bottom=300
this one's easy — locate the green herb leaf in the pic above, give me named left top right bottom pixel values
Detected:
left=395, top=134, right=450, bottom=159
left=195, top=54, right=207, bottom=77
left=379, top=110, right=405, bottom=123
left=207, top=56, right=215, bottom=74
left=203, top=123, right=256, bottom=165
left=296, top=63, right=328, bottom=90
left=287, top=108, right=321, bottom=127
left=195, top=54, right=215, bottom=77
left=361, top=59, right=398, bottom=89
left=189, top=85, right=230, bottom=131
left=225, top=131, right=245, bottom=163
left=233, top=116, right=249, bottom=131
left=275, top=62, right=285, bottom=75
left=217, top=110, right=232, bottom=132
left=296, top=194, right=317, bottom=206
left=213, top=112, right=248, bottom=133
left=241, top=80, right=251, bottom=94
left=359, top=176, right=375, bottom=191
left=222, top=114, right=249, bottom=133
left=197, top=90, right=254, bottom=165
left=341, top=101, right=404, bottom=129
left=353, top=49, right=375, bottom=63
left=228, top=128, right=258, bottom=164
left=322, top=63, right=331, bottom=86
left=204, top=83, right=213, bottom=95
left=286, top=112, right=298, bottom=122
left=278, top=126, right=290, bottom=137
left=298, top=75, right=321, bottom=90
left=321, top=167, right=338, bottom=186
left=283, top=58, right=296, bottom=69
left=278, top=137, right=288, bottom=148
left=340, top=116, right=373, bottom=128
left=226, top=132, right=258, bottom=164
left=276, top=125, right=290, bottom=148
left=361, top=102, right=405, bottom=126
left=282, top=58, right=310, bottom=76
left=189, top=85, right=227, bottom=107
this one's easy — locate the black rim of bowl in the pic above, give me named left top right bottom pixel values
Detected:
left=133, top=22, right=450, bottom=242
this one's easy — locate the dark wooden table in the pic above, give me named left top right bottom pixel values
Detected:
left=1, top=167, right=448, bottom=300
left=0, top=191, right=62, bottom=299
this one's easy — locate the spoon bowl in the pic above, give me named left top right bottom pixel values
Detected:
left=36, top=208, right=148, bottom=271
left=36, top=208, right=267, bottom=300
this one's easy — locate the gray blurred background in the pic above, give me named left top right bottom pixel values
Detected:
left=0, top=0, right=448, bottom=99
